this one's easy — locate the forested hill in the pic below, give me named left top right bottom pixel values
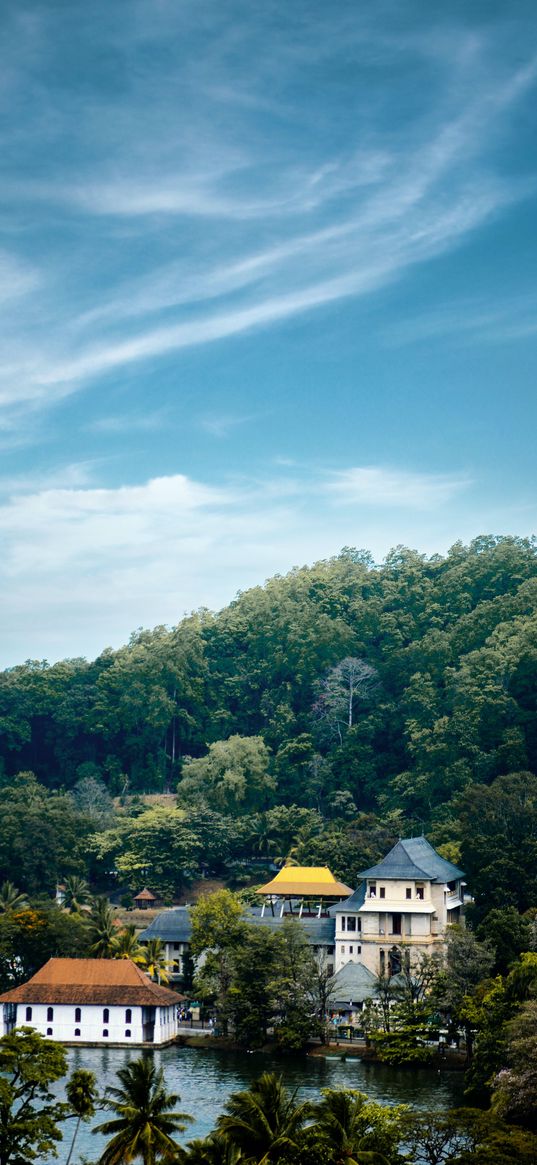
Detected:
left=1, top=534, right=537, bottom=828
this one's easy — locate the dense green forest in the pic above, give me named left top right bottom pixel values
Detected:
left=3, top=535, right=537, bottom=802
left=1, top=534, right=537, bottom=914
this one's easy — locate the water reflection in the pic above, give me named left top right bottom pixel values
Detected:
left=51, top=1045, right=465, bottom=1163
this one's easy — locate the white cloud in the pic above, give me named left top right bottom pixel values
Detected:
left=0, top=462, right=481, bottom=665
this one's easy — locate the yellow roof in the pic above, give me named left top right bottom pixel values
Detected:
left=256, top=866, right=353, bottom=898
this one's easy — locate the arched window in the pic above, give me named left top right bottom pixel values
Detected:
left=103, top=1029, right=109, bottom=1038
left=125, top=1029, right=131, bottom=1038
left=46, top=1027, right=53, bottom=1036
left=75, top=1007, right=81, bottom=1023
left=47, top=1007, right=54, bottom=1022
left=125, top=1008, right=132, bottom=1024
left=103, top=1008, right=109, bottom=1023
left=25, top=1006, right=32, bottom=1022
left=74, top=1028, right=81, bottom=1037
left=388, top=946, right=401, bottom=977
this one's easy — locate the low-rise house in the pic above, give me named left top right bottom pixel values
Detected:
left=0, top=958, right=181, bottom=1045
left=327, top=960, right=377, bottom=1027
left=138, top=906, right=192, bottom=982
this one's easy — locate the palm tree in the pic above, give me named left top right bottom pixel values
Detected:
left=142, top=938, right=172, bottom=984
left=216, top=1072, right=310, bottom=1164
left=0, top=881, right=28, bottom=913
left=112, top=924, right=146, bottom=965
left=309, top=1089, right=391, bottom=1165
left=62, top=874, right=93, bottom=914
left=65, top=1068, right=99, bottom=1165
left=94, top=1055, right=192, bottom=1165
left=89, top=897, right=118, bottom=958
left=185, top=1133, right=242, bottom=1164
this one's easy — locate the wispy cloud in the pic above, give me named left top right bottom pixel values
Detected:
left=0, top=14, right=535, bottom=421
left=386, top=295, right=537, bottom=347
left=198, top=412, right=259, bottom=438
left=89, top=409, right=168, bottom=434
left=325, top=466, right=471, bottom=510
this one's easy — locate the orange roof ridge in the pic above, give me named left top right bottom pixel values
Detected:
left=0, top=957, right=181, bottom=1007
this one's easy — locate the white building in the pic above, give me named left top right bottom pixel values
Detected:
left=334, top=837, right=465, bottom=976
left=0, top=958, right=181, bottom=1046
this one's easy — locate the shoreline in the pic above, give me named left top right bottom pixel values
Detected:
left=176, top=1034, right=467, bottom=1070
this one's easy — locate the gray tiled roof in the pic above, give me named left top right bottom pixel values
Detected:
left=138, top=907, right=192, bottom=944
left=328, top=960, right=377, bottom=1006
left=358, top=837, right=464, bottom=883
left=245, top=906, right=335, bottom=944
left=333, top=884, right=366, bottom=913
left=138, top=904, right=337, bottom=946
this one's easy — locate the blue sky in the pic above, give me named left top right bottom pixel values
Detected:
left=1, top=0, right=537, bottom=665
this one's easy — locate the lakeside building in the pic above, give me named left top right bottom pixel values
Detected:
left=138, top=866, right=352, bottom=982
left=139, top=840, right=465, bottom=991
left=334, top=837, right=465, bottom=976
left=0, top=958, right=181, bottom=1045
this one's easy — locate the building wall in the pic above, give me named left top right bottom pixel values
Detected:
left=4, top=1002, right=177, bottom=1045
left=163, top=940, right=190, bottom=980
left=334, top=873, right=464, bottom=975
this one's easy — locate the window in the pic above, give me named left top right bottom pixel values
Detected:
left=125, top=1008, right=132, bottom=1024
left=25, top=1007, right=32, bottom=1022
left=379, top=887, right=385, bottom=899
left=341, top=916, right=346, bottom=931
left=103, top=1008, right=109, bottom=1023
left=392, top=913, right=402, bottom=935
left=347, top=916, right=356, bottom=931
left=349, top=945, right=353, bottom=954
left=47, top=1007, right=54, bottom=1022
left=46, top=1028, right=53, bottom=1036
left=369, top=883, right=376, bottom=898
left=327, top=946, right=334, bottom=955
left=341, top=945, right=345, bottom=954
left=75, top=1008, right=81, bottom=1023
left=357, top=945, right=362, bottom=954
left=379, top=950, right=385, bottom=973
left=416, top=885, right=424, bottom=900
left=103, top=1029, right=109, bottom=1038
left=328, top=965, right=334, bottom=975
left=173, top=942, right=180, bottom=951
left=125, top=1029, right=131, bottom=1038
left=406, top=888, right=412, bottom=899
left=74, top=1028, right=81, bottom=1037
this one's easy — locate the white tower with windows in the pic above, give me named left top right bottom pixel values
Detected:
left=334, top=837, right=465, bottom=976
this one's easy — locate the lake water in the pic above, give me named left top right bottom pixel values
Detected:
left=52, top=1044, right=464, bottom=1163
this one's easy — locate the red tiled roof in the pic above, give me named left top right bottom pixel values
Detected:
left=0, top=958, right=182, bottom=1007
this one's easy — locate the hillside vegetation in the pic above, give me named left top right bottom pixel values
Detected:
left=0, top=534, right=537, bottom=917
